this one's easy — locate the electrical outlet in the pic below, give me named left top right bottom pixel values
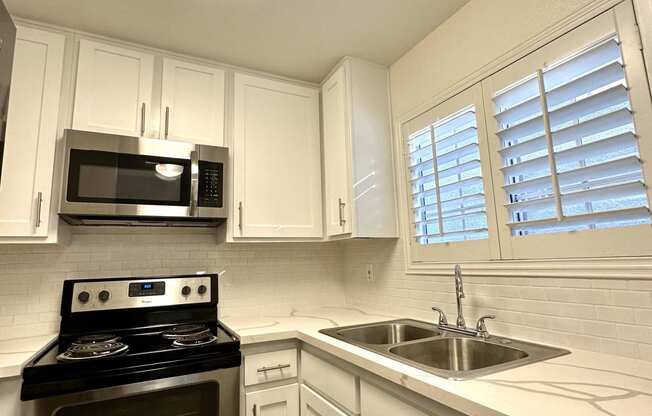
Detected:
left=365, top=263, right=374, bottom=282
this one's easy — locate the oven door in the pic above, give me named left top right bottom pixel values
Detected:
left=23, top=367, right=238, bottom=416
left=60, top=130, right=198, bottom=219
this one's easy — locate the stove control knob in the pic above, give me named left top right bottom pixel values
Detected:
left=98, top=290, right=110, bottom=302
left=78, top=291, right=90, bottom=303
left=197, top=285, right=207, bottom=295
left=181, top=286, right=191, bottom=296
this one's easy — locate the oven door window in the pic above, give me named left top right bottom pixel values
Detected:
left=66, top=149, right=191, bottom=206
left=53, top=382, right=218, bottom=416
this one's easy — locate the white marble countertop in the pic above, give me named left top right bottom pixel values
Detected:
left=0, top=334, right=56, bottom=379
left=222, top=306, right=652, bottom=416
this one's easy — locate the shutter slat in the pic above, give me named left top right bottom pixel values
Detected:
left=546, top=60, right=623, bottom=109
left=414, top=209, right=487, bottom=226
left=543, top=37, right=621, bottom=90
left=508, top=207, right=650, bottom=234
left=435, top=126, right=477, bottom=152
left=548, top=83, right=628, bottom=127
left=437, top=142, right=481, bottom=166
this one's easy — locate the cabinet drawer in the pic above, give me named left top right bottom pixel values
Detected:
left=301, top=384, right=347, bottom=416
left=301, top=350, right=359, bottom=413
left=244, top=348, right=298, bottom=386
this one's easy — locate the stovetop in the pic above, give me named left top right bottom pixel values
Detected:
left=28, top=322, right=238, bottom=370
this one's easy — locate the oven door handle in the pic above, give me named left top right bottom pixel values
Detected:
left=190, top=149, right=199, bottom=217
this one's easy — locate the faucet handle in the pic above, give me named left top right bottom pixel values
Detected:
left=476, top=314, right=495, bottom=338
left=431, top=306, right=448, bottom=326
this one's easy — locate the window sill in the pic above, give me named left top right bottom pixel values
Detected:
left=406, top=257, right=652, bottom=279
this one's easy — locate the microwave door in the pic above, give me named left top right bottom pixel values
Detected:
left=64, top=149, right=192, bottom=217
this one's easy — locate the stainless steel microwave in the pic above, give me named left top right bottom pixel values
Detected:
left=59, top=129, right=227, bottom=227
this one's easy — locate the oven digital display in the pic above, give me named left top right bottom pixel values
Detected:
left=128, top=281, right=165, bottom=297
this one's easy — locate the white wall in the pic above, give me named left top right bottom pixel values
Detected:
left=389, top=0, right=597, bottom=118
left=343, top=0, right=652, bottom=361
left=0, top=228, right=345, bottom=340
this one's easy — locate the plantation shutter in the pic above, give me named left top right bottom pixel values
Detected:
left=404, top=85, right=499, bottom=262
left=483, top=4, right=652, bottom=259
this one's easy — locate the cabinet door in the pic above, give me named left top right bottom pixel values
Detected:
left=161, top=58, right=225, bottom=146
left=233, top=73, right=322, bottom=238
left=73, top=39, right=154, bottom=137
left=300, top=384, right=346, bottom=416
left=246, top=384, right=299, bottom=416
left=0, top=26, right=64, bottom=237
left=321, top=66, right=352, bottom=237
left=360, top=381, right=428, bottom=416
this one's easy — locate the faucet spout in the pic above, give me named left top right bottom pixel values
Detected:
left=454, top=264, right=466, bottom=328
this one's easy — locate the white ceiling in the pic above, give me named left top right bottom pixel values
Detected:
left=5, top=0, right=468, bottom=83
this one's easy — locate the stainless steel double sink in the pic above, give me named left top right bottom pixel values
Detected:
left=319, top=319, right=569, bottom=380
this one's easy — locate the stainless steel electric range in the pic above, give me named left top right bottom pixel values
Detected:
left=21, top=273, right=240, bottom=416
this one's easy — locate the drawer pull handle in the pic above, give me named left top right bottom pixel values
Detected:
left=257, top=363, right=291, bottom=373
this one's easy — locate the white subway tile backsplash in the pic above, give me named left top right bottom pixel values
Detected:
left=0, top=228, right=345, bottom=340
left=342, top=239, right=652, bottom=362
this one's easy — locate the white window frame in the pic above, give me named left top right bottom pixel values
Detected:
left=402, top=84, right=500, bottom=262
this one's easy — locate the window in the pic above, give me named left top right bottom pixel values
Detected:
left=492, top=36, right=649, bottom=237
left=409, top=106, right=488, bottom=244
left=402, top=2, right=652, bottom=263
left=403, top=85, right=499, bottom=262
left=482, top=4, right=652, bottom=259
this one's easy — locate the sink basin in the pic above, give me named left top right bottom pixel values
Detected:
left=389, top=337, right=528, bottom=371
left=319, top=319, right=569, bottom=380
left=337, top=323, right=439, bottom=345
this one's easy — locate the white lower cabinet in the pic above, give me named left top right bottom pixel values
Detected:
left=246, top=383, right=299, bottom=416
left=360, top=380, right=428, bottom=416
left=300, top=350, right=359, bottom=414
left=300, top=384, right=347, bottom=416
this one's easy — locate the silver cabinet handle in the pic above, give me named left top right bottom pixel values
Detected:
left=238, top=201, right=243, bottom=230
left=257, top=363, right=291, bottom=373
left=338, top=198, right=346, bottom=227
left=164, top=106, right=170, bottom=139
left=190, top=150, right=199, bottom=216
left=252, top=404, right=257, bottom=416
left=140, top=103, right=146, bottom=136
left=35, top=192, right=43, bottom=228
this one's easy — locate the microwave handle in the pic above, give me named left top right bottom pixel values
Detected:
left=190, top=149, right=199, bottom=216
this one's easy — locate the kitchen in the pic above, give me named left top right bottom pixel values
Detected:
left=0, top=0, right=651, bottom=415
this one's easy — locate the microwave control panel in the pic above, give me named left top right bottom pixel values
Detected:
left=198, top=161, right=223, bottom=208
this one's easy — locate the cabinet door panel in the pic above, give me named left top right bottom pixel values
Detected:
left=300, top=384, right=346, bottom=416
left=0, top=27, right=64, bottom=236
left=161, top=58, right=225, bottom=146
left=360, top=380, right=428, bottom=416
left=322, top=66, right=351, bottom=237
left=233, top=73, right=322, bottom=238
left=246, top=384, right=299, bottom=416
left=73, top=39, right=153, bottom=137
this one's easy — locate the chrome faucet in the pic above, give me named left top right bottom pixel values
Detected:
left=454, top=264, right=466, bottom=328
left=431, top=264, right=496, bottom=339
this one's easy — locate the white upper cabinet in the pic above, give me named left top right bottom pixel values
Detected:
left=321, top=58, right=397, bottom=239
left=233, top=73, right=322, bottom=239
left=0, top=26, right=65, bottom=237
left=322, top=66, right=352, bottom=236
left=73, top=39, right=154, bottom=137
left=160, top=58, right=225, bottom=146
